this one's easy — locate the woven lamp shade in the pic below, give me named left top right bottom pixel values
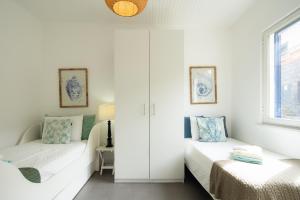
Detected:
left=105, top=0, right=148, bottom=17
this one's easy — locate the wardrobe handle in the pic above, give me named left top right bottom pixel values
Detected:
left=152, top=104, right=156, bottom=116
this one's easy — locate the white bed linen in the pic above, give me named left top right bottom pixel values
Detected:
left=184, top=138, right=287, bottom=192
left=0, top=140, right=87, bottom=182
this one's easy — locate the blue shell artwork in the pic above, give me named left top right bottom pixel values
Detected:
left=196, top=76, right=212, bottom=97
left=66, top=76, right=83, bottom=101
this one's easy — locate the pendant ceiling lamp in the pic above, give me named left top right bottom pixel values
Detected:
left=105, top=0, right=148, bottom=17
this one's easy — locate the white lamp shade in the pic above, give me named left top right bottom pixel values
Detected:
left=99, top=104, right=115, bottom=121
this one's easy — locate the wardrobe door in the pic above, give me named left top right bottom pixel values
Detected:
left=114, top=30, right=150, bottom=181
left=149, top=30, right=184, bottom=181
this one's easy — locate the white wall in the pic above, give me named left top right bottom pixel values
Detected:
left=184, top=28, right=232, bottom=133
left=41, top=22, right=114, bottom=116
left=231, top=0, right=300, bottom=158
left=0, top=0, right=42, bottom=148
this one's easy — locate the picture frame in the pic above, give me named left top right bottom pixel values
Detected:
left=189, top=66, right=217, bottom=104
left=59, top=68, right=89, bottom=108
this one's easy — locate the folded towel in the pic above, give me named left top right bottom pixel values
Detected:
left=231, top=154, right=263, bottom=165
left=231, top=145, right=263, bottom=164
left=231, top=150, right=263, bottom=160
left=233, top=145, right=262, bottom=154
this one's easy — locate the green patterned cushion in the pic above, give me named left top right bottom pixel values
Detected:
left=81, top=115, right=96, bottom=140
left=42, top=119, right=72, bottom=144
left=19, top=167, right=41, bottom=183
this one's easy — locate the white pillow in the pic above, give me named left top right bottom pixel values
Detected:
left=190, top=116, right=200, bottom=140
left=43, top=115, right=83, bottom=141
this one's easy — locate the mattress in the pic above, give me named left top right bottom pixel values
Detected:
left=0, top=140, right=87, bottom=182
left=184, top=138, right=287, bottom=192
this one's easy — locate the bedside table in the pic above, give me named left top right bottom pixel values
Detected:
left=96, top=146, right=114, bottom=175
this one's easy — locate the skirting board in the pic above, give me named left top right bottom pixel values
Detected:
left=114, top=179, right=184, bottom=183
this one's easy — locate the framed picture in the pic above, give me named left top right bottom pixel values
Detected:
left=59, top=68, right=88, bottom=108
left=189, top=66, right=217, bottom=104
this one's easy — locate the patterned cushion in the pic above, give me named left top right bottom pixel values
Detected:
left=81, top=115, right=96, bottom=140
left=196, top=117, right=227, bottom=142
left=42, top=119, right=72, bottom=144
left=41, top=115, right=83, bottom=141
left=200, top=116, right=229, bottom=137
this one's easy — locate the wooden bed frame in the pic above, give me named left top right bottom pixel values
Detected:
left=0, top=123, right=101, bottom=200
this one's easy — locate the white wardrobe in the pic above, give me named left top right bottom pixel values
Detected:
left=114, top=29, right=184, bottom=182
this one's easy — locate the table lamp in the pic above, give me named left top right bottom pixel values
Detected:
left=99, top=104, right=115, bottom=147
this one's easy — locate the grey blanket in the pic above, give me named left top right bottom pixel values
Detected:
left=210, top=159, right=300, bottom=200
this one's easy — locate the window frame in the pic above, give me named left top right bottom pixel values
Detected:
left=262, top=8, right=300, bottom=128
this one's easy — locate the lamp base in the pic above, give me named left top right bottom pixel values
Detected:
left=106, top=120, right=113, bottom=148
left=106, top=138, right=113, bottom=148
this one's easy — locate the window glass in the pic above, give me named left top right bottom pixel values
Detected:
left=273, top=19, right=300, bottom=120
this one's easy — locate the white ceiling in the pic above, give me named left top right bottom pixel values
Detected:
left=14, top=0, right=257, bottom=28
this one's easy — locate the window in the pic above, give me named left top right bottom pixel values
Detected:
left=263, top=9, right=300, bottom=128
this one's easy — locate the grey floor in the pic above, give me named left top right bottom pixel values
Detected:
left=75, top=169, right=213, bottom=200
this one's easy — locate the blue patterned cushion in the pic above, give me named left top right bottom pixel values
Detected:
left=42, top=119, right=72, bottom=144
left=196, top=117, right=227, bottom=142
left=200, top=116, right=228, bottom=137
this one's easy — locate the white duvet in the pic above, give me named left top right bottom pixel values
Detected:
left=0, top=140, right=87, bottom=182
left=184, top=138, right=287, bottom=192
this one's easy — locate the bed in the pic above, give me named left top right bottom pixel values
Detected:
left=0, top=140, right=87, bottom=182
left=183, top=117, right=300, bottom=200
left=184, top=138, right=287, bottom=193
left=0, top=123, right=100, bottom=200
